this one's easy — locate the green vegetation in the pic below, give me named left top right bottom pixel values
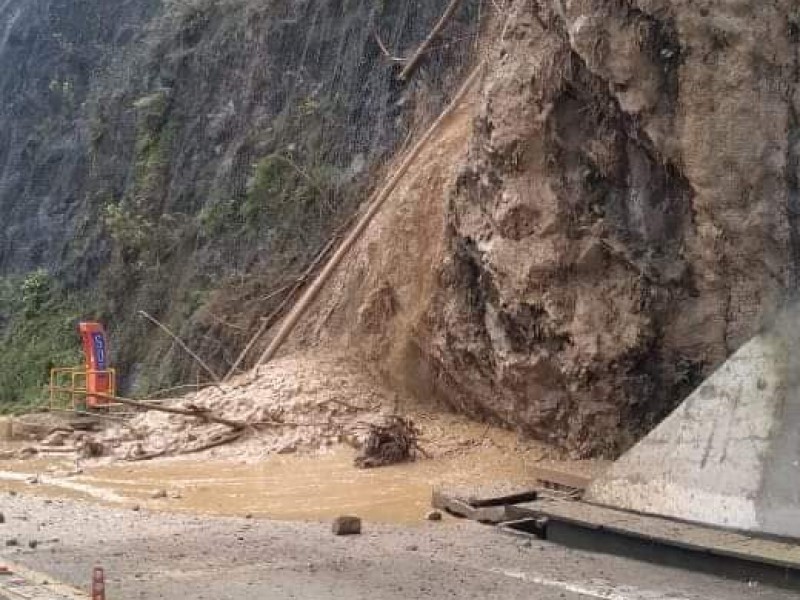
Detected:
left=243, top=154, right=338, bottom=238
left=198, top=200, right=237, bottom=238
left=103, top=202, right=153, bottom=254
left=133, top=91, right=173, bottom=208
left=0, top=271, right=85, bottom=412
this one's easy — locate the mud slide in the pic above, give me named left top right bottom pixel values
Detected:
left=283, top=64, right=480, bottom=401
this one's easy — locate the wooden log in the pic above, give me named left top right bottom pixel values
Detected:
left=398, top=0, right=465, bottom=82
left=257, top=63, right=484, bottom=369
left=91, top=393, right=246, bottom=430
left=223, top=234, right=339, bottom=381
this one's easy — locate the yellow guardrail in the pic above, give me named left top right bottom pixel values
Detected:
left=49, top=367, right=117, bottom=411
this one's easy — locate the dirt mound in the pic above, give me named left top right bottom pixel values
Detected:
left=4, top=352, right=568, bottom=468
left=90, top=353, right=393, bottom=461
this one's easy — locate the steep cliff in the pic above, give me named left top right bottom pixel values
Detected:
left=295, top=0, right=800, bottom=456
left=3, top=0, right=799, bottom=457
left=0, top=0, right=480, bottom=403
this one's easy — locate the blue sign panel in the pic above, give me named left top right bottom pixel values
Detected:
left=92, top=332, right=107, bottom=370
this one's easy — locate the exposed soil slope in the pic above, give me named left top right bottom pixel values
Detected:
left=291, top=0, right=800, bottom=456
left=3, top=0, right=798, bottom=456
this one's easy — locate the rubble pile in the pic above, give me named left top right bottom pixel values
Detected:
left=354, top=416, right=424, bottom=469
left=89, top=353, right=397, bottom=461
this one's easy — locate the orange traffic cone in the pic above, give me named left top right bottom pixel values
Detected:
left=91, top=567, right=105, bottom=600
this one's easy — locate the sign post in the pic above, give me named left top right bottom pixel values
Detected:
left=78, top=322, right=112, bottom=408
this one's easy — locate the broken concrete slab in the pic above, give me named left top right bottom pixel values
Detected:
left=433, top=483, right=537, bottom=508
left=586, top=331, right=800, bottom=539
left=431, top=490, right=514, bottom=524
left=431, top=490, right=476, bottom=519
left=530, top=466, right=590, bottom=496
left=430, top=483, right=539, bottom=524
left=506, top=496, right=800, bottom=589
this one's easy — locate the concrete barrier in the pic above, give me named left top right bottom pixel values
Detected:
left=586, top=331, right=800, bottom=539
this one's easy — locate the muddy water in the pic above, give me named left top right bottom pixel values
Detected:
left=0, top=390, right=608, bottom=523
left=85, top=446, right=538, bottom=523
left=0, top=441, right=604, bottom=523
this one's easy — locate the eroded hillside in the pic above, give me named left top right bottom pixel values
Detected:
left=1, top=0, right=799, bottom=456
left=0, top=0, right=480, bottom=401
left=295, top=0, right=800, bottom=456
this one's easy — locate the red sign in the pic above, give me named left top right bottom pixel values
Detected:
left=79, top=322, right=112, bottom=407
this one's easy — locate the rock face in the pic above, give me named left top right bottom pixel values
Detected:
left=418, top=0, right=800, bottom=456
left=298, top=0, right=800, bottom=457
left=0, top=0, right=160, bottom=274
left=0, top=0, right=481, bottom=396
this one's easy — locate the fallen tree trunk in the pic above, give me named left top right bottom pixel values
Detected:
left=256, top=63, right=484, bottom=369
left=398, top=0, right=465, bottom=82
left=223, top=233, right=340, bottom=382
left=92, top=393, right=246, bottom=430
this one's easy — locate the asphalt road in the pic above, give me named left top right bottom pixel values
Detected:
left=0, top=493, right=795, bottom=600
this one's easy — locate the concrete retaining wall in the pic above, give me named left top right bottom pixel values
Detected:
left=586, top=332, right=800, bottom=539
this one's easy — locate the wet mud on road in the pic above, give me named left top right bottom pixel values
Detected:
left=1, top=492, right=796, bottom=600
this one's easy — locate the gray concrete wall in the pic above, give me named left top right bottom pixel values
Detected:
left=585, top=332, right=800, bottom=539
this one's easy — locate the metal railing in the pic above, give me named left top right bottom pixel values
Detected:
left=49, top=367, right=117, bottom=411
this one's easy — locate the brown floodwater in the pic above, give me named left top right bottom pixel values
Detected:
left=0, top=442, right=603, bottom=523
left=84, top=446, right=536, bottom=523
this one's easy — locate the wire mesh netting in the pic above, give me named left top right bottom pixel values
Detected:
left=0, top=0, right=498, bottom=392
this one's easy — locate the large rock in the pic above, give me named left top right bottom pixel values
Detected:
left=298, top=0, right=800, bottom=457
left=423, top=0, right=800, bottom=456
left=331, top=516, right=362, bottom=536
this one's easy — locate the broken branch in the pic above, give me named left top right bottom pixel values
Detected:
left=92, top=392, right=246, bottom=430
left=374, top=31, right=405, bottom=63
left=177, top=429, right=246, bottom=455
left=398, top=0, right=465, bottom=82
left=138, top=310, right=223, bottom=387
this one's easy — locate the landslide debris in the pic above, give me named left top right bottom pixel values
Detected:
left=354, top=416, right=424, bottom=469
left=4, top=0, right=797, bottom=461
left=94, top=353, right=393, bottom=461
left=293, top=0, right=800, bottom=457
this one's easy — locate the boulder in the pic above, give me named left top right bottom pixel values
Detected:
left=332, top=516, right=361, bottom=536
